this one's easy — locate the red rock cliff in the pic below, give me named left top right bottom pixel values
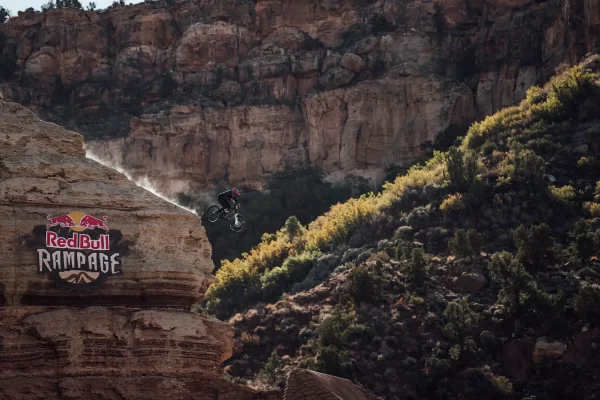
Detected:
left=0, top=100, right=270, bottom=399
left=0, top=0, right=597, bottom=194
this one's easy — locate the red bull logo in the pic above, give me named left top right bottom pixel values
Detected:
left=47, top=212, right=108, bottom=230
left=37, top=210, right=121, bottom=290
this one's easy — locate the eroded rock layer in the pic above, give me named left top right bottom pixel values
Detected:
left=0, top=101, right=260, bottom=399
left=1, top=0, right=596, bottom=193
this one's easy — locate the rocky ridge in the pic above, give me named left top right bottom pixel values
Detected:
left=1, top=0, right=598, bottom=194
left=0, top=100, right=262, bottom=399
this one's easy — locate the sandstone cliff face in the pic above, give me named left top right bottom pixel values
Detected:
left=0, top=101, right=263, bottom=399
left=0, top=0, right=598, bottom=193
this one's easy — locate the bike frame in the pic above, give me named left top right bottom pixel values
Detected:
left=219, top=206, right=239, bottom=223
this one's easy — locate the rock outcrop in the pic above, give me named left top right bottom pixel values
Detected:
left=1, top=0, right=597, bottom=194
left=0, top=101, right=262, bottom=399
left=284, top=369, right=382, bottom=400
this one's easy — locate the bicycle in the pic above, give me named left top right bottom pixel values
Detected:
left=203, top=203, right=247, bottom=233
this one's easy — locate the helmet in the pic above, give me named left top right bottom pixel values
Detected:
left=233, top=188, right=240, bottom=196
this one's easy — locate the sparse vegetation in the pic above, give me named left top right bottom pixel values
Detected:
left=348, top=263, right=383, bottom=304
left=0, top=6, right=10, bottom=23
left=574, top=285, right=600, bottom=324
left=215, top=57, right=600, bottom=400
left=448, top=229, right=484, bottom=257
left=440, top=193, right=465, bottom=215
left=442, top=298, right=478, bottom=361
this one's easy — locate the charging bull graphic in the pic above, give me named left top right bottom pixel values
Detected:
left=33, top=211, right=124, bottom=290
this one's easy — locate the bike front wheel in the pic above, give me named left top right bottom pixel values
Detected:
left=205, top=205, right=221, bottom=223
left=230, top=215, right=247, bottom=233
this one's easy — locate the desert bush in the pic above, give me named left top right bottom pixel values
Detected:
left=574, top=285, right=600, bottom=324
left=464, top=106, right=525, bottom=149
left=342, top=324, right=372, bottom=342
left=549, top=185, right=576, bottom=203
left=407, top=247, right=428, bottom=285
left=445, top=147, right=480, bottom=192
left=589, top=202, right=600, bottom=217
left=314, top=345, right=351, bottom=377
left=448, top=229, right=484, bottom=257
left=348, top=264, right=383, bottom=304
left=524, top=85, right=545, bottom=106
left=521, top=290, right=568, bottom=337
left=513, top=223, right=556, bottom=270
left=443, top=298, right=478, bottom=361
left=481, top=141, right=497, bottom=156
left=190, top=303, right=213, bottom=317
left=489, top=252, right=536, bottom=315
left=499, top=142, right=546, bottom=189
left=291, top=254, right=339, bottom=293
left=425, top=356, right=452, bottom=378
left=440, top=193, right=465, bottom=215
left=530, top=64, right=598, bottom=122
left=568, top=219, right=600, bottom=261
left=307, top=194, right=379, bottom=250
left=258, top=350, right=286, bottom=385
left=261, top=252, right=315, bottom=301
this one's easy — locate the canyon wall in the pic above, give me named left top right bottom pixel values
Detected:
left=0, top=100, right=266, bottom=399
left=1, top=0, right=598, bottom=194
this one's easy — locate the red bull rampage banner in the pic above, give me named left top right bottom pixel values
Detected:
left=37, top=211, right=122, bottom=289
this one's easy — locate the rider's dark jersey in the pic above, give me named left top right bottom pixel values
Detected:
left=218, top=189, right=239, bottom=206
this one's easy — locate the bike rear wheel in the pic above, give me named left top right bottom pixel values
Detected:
left=230, top=215, right=247, bottom=233
left=205, top=205, right=221, bottom=223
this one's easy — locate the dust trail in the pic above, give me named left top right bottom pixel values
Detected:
left=84, top=148, right=198, bottom=214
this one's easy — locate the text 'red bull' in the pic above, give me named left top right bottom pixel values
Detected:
left=46, top=231, right=110, bottom=251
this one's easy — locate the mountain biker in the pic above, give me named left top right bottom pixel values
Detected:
left=217, top=188, right=240, bottom=213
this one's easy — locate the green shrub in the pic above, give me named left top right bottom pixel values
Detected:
left=499, top=142, right=546, bottom=189
left=342, top=324, right=371, bottom=342
left=550, top=185, right=576, bottom=203
left=442, top=298, right=478, bottom=361
left=445, top=147, right=480, bottom=192
left=589, top=203, right=600, bottom=217
left=521, top=290, right=568, bottom=337
left=481, top=141, right=497, bottom=156
left=314, top=345, right=350, bottom=377
left=448, top=229, right=484, bottom=257
left=574, top=285, right=600, bottom=324
left=261, top=253, right=315, bottom=301
left=464, top=106, right=525, bottom=149
left=568, top=219, right=600, bottom=261
left=530, top=64, right=597, bottom=122
left=407, top=247, right=428, bottom=285
left=317, top=308, right=350, bottom=348
left=467, top=229, right=484, bottom=254
left=440, top=193, right=465, bottom=215
left=425, top=356, right=451, bottom=378
left=513, top=223, right=556, bottom=270
left=525, top=85, right=545, bottom=106
left=258, top=350, right=286, bottom=384
left=490, top=252, right=536, bottom=315
left=349, top=264, right=383, bottom=304
left=190, top=303, right=213, bottom=317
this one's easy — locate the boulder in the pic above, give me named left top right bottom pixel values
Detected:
left=573, top=143, right=589, bottom=156
left=532, top=337, right=567, bottom=363
left=454, top=272, right=487, bottom=293
left=318, top=66, right=355, bottom=89
left=340, top=53, right=367, bottom=72
left=500, top=339, right=534, bottom=380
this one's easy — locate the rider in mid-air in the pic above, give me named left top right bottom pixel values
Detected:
left=217, top=188, right=240, bottom=213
